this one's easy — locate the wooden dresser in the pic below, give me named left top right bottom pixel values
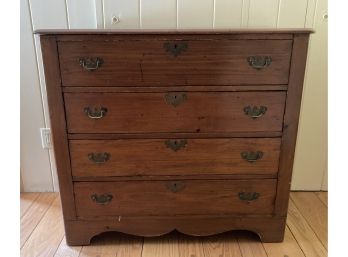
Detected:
left=38, top=29, right=311, bottom=245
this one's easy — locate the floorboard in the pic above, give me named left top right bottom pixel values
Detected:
left=21, top=196, right=65, bottom=257
left=20, top=193, right=57, bottom=248
left=291, top=192, right=328, bottom=249
left=20, top=193, right=40, bottom=218
left=287, top=199, right=327, bottom=257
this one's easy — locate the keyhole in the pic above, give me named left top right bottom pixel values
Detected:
left=174, top=44, right=177, bottom=49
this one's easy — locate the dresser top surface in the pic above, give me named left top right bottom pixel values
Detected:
left=34, top=28, right=314, bottom=35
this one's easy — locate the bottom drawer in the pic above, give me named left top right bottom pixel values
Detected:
left=74, top=179, right=277, bottom=218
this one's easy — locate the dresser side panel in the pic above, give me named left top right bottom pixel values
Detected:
left=40, top=35, right=76, bottom=220
left=275, top=34, right=310, bottom=216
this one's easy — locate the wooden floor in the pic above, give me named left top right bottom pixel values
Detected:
left=20, top=192, right=327, bottom=257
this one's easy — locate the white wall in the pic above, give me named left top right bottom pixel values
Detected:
left=20, top=0, right=328, bottom=191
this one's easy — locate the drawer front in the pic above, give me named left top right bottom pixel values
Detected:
left=70, top=138, right=281, bottom=178
left=58, top=40, right=292, bottom=86
left=64, top=92, right=286, bottom=133
left=74, top=179, right=276, bottom=217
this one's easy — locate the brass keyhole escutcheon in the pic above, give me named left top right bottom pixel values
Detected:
left=165, top=139, right=187, bottom=152
left=166, top=181, right=186, bottom=193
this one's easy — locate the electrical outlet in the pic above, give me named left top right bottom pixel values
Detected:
left=40, top=128, right=52, bottom=149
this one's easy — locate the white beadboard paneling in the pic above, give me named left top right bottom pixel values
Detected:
left=241, top=0, right=250, bottom=27
left=66, top=0, right=97, bottom=28
left=29, top=0, right=68, bottom=30
left=178, top=0, right=214, bottom=28
left=305, top=0, right=317, bottom=28
left=277, top=0, right=308, bottom=28
left=141, top=0, right=176, bottom=28
left=103, top=0, right=140, bottom=29
left=214, top=0, right=243, bottom=28
left=291, top=0, right=327, bottom=190
left=95, top=0, right=105, bottom=28
left=21, top=0, right=53, bottom=191
left=248, top=0, right=279, bottom=27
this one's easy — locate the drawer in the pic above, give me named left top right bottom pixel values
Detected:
left=64, top=91, right=286, bottom=133
left=74, top=179, right=276, bottom=217
left=58, top=39, right=292, bottom=86
left=70, top=138, right=281, bottom=178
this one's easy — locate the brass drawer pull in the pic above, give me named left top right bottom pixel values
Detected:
left=241, top=151, right=264, bottom=163
left=163, top=42, right=188, bottom=57
left=166, top=181, right=186, bottom=193
left=164, top=92, right=187, bottom=107
left=88, top=152, right=110, bottom=164
left=84, top=107, right=107, bottom=119
left=79, top=57, right=103, bottom=71
left=165, top=139, right=187, bottom=152
left=91, top=194, right=113, bottom=205
left=247, top=56, right=272, bottom=70
left=239, top=192, right=260, bottom=201
left=243, top=106, right=267, bottom=119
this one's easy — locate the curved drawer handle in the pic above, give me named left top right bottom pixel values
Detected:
left=79, top=57, right=103, bottom=71
left=164, top=92, right=187, bottom=107
left=241, top=151, right=264, bottom=163
left=165, top=139, right=187, bottom=152
left=243, top=106, right=267, bottom=119
left=247, top=56, right=272, bottom=70
left=88, top=152, right=110, bottom=164
left=91, top=194, right=113, bottom=205
left=84, top=107, right=107, bottom=119
left=164, top=42, right=188, bottom=57
left=166, top=181, right=186, bottom=193
left=239, top=192, right=260, bottom=201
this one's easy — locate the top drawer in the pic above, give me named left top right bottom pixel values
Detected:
left=58, top=39, right=292, bottom=87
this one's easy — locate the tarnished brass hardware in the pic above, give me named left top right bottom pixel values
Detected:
left=164, top=92, right=187, bottom=107
left=79, top=57, right=103, bottom=71
left=238, top=192, right=260, bottom=201
left=247, top=56, right=272, bottom=70
left=88, top=152, right=110, bottom=164
left=163, top=42, right=188, bottom=57
left=166, top=181, right=186, bottom=193
left=91, top=194, right=113, bottom=205
left=84, top=107, right=107, bottom=119
left=241, top=151, right=264, bottom=163
left=243, top=106, right=267, bottom=119
left=165, top=139, right=187, bottom=152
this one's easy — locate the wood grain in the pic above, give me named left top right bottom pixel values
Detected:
left=275, top=34, right=310, bottom=216
left=142, top=233, right=179, bottom=257
left=70, top=138, right=281, bottom=178
left=74, top=179, right=276, bottom=217
left=54, top=236, right=82, bottom=257
left=263, top=226, right=306, bottom=257
left=20, top=193, right=39, bottom=217
left=58, top=39, right=292, bottom=86
left=20, top=193, right=57, bottom=247
left=315, top=192, right=328, bottom=207
left=64, top=92, right=286, bottom=134
left=291, top=192, right=328, bottom=249
left=40, top=35, right=76, bottom=220
left=201, top=233, right=242, bottom=257
left=79, top=233, right=142, bottom=257
left=21, top=197, right=65, bottom=257
left=237, top=232, right=268, bottom=257
left=286, top=199, right=327, bottom=257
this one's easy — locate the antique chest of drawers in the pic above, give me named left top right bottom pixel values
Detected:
left=38, top=29, right=311, bottom=245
